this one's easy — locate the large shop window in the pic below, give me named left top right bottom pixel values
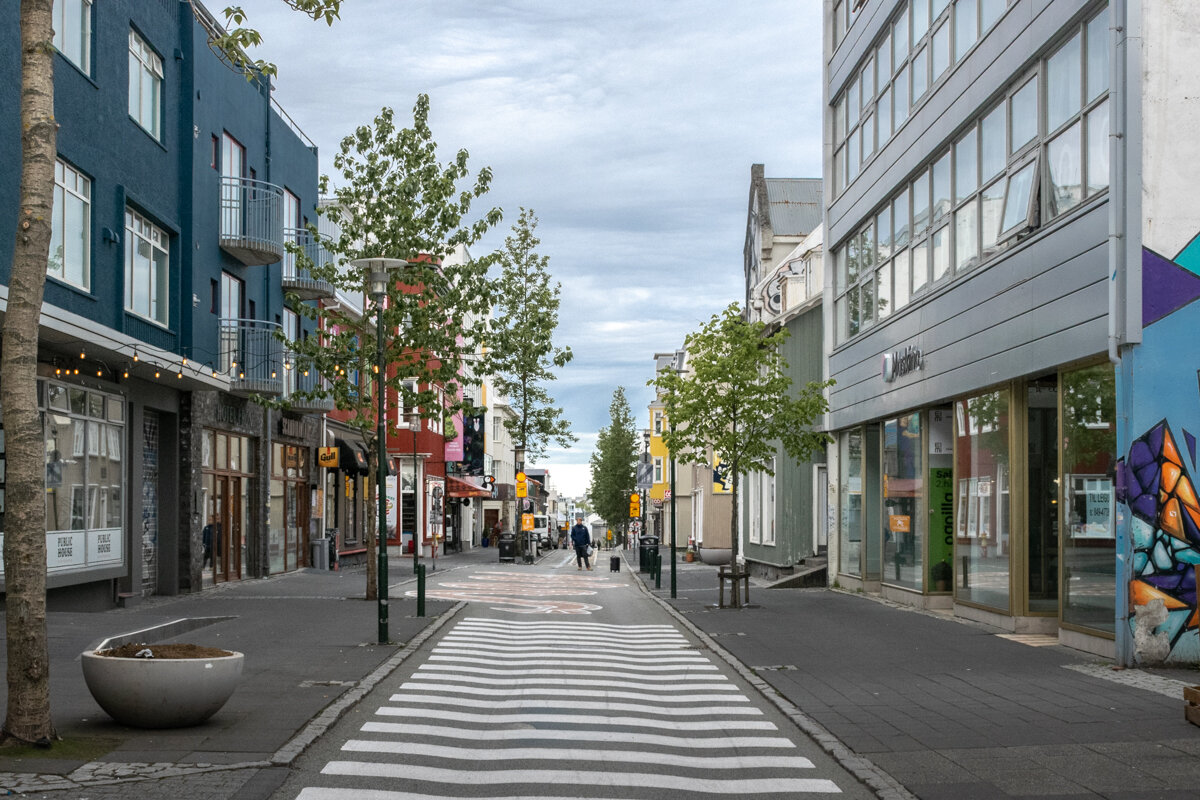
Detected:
left=884, top=414, right=924, bottom=591
left=1061, top=363, right=1116, bottom=633
left=839, top=429, right=863, bottom=577
left=39, top=382, right=125, bottom=574
left=201, top=430, right=251, bottom=583
left=955, top=390, right=1011, bottom=610
left=270, top=444, right=309, bottom=574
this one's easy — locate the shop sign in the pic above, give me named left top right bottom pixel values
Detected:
left=318, top=447, right=339, bottom=468
left=888, top=514, right=911, bottom=533
left=279, top=416, right=315, bottom=440
left=881, top=345, right=924, bottom=383
left=522, top=513, right=534, bottom=531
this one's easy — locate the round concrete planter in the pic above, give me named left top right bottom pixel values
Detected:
left=81, top=650, right=243, bottom=729
left=698, top=547, right=732, bottom=565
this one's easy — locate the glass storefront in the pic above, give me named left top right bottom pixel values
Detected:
left=1062, top=363, right=1117, bottom=633
left=883, top=413, right=923, bottom=590
left=270, top=443, right=309, bottom=573
left=40, top=382, right=125, bottom=573
left=201, top=429, right=251, bottom=583
left=839, top=429, right=863, bottom=576
left=954, top=389, right=1011, bottom=610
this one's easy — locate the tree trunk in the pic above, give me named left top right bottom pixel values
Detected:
left=3, top=0, right=57, bottom=746
left=729, top=461, right=741, bottom=609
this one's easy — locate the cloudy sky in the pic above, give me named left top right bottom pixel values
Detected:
left=238, top=0, right=825, bottom=495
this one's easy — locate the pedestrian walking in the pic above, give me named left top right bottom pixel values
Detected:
left=570, top=518, right=593, bottom=570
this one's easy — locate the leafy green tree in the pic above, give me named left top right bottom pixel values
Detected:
left=280, top=98, right=501, bottom=601
left=4, top=0, right=341, bottom=748
left=650, top=303, right=831, bottom=605
left=208, top=2, right=343, bottom=77
left=483, top=209, right=575, bottom=463
left=588, top=388, right=638, bottom=538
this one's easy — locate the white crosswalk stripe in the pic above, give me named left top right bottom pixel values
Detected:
left=292, top=616, right=844, bottom=798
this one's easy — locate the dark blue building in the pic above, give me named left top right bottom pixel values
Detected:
left=0, top=0, right=333, bottom=609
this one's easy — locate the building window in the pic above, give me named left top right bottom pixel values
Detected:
left=218, top=271, right=243, bottom=373
left=832, top=3, right=1110, bottom=345
left=282, top=308, right=299, bottom=397
left=653, top=457, right=664, bottom=485
left=884, top=414, right=923, bottom=591
left=128, top=29, right=163, bottom=140
left=493, top=415, right=503, bottom=445
left=838, top=429, right=863, bottom=577
left=653, top=410, right=663, bottom=435
left=41, top=381, right=125, bottom=573
left=53, top=0, right=92, bottom=74
left=124, top=209, right=169, bottom=326
left=398, top=378, right=418, bottom=429
left=50, top=159, right=91, bottom=290
left=831, top=0, right=1014, bottom=198
left=954, top=389, right=1011, bottom=611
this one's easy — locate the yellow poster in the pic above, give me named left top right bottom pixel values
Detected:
left=712, top=453, right=732, bottom=494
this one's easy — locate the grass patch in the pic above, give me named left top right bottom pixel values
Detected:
left=0, top=735, right=120, bottom=761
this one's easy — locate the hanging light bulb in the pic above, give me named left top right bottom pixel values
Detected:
left=154, top=370, right=160, bottom=379
left=182, top=357, right=188, bottom=367
left=80, top=349, right=86, bottom=360
left=73, top=368, right=80, bottom=375
left=55, top=367, right=62, bottom=376
left=132, top=348, right=139, bottom=363
left=177, top=370, right=183, bottom=379
left=96, top=369, right=102, bottom=377
left=123, top=368, right=129, bottom=379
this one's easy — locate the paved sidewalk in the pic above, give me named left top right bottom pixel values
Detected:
left=0, top=546, right=512, bottom=798
left=629, top=550, right=1200, bottom=800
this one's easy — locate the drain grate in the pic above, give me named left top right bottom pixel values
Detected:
left=752, top=664, right=798, bottom=671
left=708, top=632, right=747, bottom=638
left=299, top=680, right=355, bottom=688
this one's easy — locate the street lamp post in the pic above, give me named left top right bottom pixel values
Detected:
left=670, top=420, right=677, bottom=599
left=354, top=257, right=406, bottom=645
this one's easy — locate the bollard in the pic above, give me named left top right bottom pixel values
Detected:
left=655, top=552, right=662, bottom=589
left=417, top=563, right=426, bottom=617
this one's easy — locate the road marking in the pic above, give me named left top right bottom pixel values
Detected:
left=458, top=617, right=672, bottom=630
left=427, top=655, right=711, bottom=668
left=398, top=682, right=748, bottom=702
left=384, top=694, right=763, bottom=715
left=373, top=707, right=776, bottom=731
left=430, top=648, right=706, bottom=663
left=359, top=722, right=799, bottom=749
left=439, top=634, right=690, bottom=647
left=408, top=669, right=734, bottom=686
left=342, top=739, right=814, bottom=769
left=411, top=663, right=719, bottom=676
left=320, top=762, right=841, bottom=794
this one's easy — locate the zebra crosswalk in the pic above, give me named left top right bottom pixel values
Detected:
left=291, top=617, right=847, bottom=798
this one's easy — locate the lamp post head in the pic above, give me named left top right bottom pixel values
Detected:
left=350, top=257, right=407, bottom=302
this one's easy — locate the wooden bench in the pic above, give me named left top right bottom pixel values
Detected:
left=718, top=565, right=750, bottom=608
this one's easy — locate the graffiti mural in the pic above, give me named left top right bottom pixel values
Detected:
left=1119, top=242, right=1200, bottom=663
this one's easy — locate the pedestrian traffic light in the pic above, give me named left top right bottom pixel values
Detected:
left=629, top=492, right=641, bottom=518
left=516, top=471, right=527, bottom=498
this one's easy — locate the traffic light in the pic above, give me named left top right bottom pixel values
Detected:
left=516, top=471, right=528, bottom=498
left=629, top=491, right=641, bottom=518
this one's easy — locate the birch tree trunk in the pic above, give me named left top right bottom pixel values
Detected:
left=3, top=0, right=58, bottom=745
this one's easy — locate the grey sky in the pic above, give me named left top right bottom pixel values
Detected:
left=239, top=0, right=825, bottom=495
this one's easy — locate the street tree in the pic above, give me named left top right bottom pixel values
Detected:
left=587, top=387, right=638, bottom=541
left=279, top=98, right=501, bottom=601
left=3, top=2, right=341, bottom=745
left=649, top=303, right=831, bottom=606
left=483, top=209, right=575, bottom=464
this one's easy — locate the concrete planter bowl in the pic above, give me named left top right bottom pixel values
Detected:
left=81, top=649, right=244, bottom=729
left=698, top=547, right=732, bottom=565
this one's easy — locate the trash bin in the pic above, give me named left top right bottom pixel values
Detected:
left=310, top=537, right=329, bottom=571
left=498, top=531, right=517, bottom=563
left=639, top=535, right=660, bottom=574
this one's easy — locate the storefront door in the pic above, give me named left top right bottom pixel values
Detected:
left=211, top=475, right=243, bottom=583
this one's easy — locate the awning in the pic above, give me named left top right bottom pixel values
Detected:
left=334, top=438, right=370, bottom=474
left=445, top=475, right=491, bottom=498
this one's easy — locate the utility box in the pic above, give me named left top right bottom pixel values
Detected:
left=310, top=538, right=329, bottom=571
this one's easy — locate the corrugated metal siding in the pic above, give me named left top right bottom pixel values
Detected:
left=766, top=178, right=823, bottom=237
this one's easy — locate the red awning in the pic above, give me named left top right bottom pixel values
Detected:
left=446, top=475, right=491, bottom=498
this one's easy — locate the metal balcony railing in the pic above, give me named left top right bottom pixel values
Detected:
left=219, top=177, right=285, bottom=266
left=219, top=318, right=284, bottom=396
left=282, top=228, right=336, bottom=301
left=285, top=362, right=334, bottom=413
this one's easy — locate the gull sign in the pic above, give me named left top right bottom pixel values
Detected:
left=881, top=345, right=924, bottom=383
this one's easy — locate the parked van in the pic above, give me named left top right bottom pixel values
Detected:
left=532, top=514, right=554, bottom=551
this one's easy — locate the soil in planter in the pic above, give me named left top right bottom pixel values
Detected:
left=95, top=643, right=233, bottom=659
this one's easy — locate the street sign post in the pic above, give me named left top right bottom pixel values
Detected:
left=516, top=471, right=527, bottom=498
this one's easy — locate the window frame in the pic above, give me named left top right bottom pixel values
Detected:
left=124, top=208, right=170, bottom=327
left=128, top=29, right=164, bottom=141
left=50, top=158, right=92, bottom=291
left=53, top=0, right=93, bottom=75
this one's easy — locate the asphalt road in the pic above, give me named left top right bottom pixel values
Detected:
left=270, top=550, right=873, bottom=799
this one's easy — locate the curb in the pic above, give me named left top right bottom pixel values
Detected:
left=628, top=561, right=919, bottom=800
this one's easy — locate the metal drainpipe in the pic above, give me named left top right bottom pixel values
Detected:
left=1109, top=0, right=1135, bottom=667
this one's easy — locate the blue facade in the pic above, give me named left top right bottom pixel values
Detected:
left=1, top=1, right=323, bottom=607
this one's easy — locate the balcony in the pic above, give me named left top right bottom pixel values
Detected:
left=284, top=361, right=335, bottom=413
left=219, top=177, right=285, bottom=266
left=219, top=318, right=284, bottom=396
left=282, top=228, right=336, bottom=301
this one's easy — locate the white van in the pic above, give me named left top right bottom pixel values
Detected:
left=532, top=514, right=553, bottom=551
